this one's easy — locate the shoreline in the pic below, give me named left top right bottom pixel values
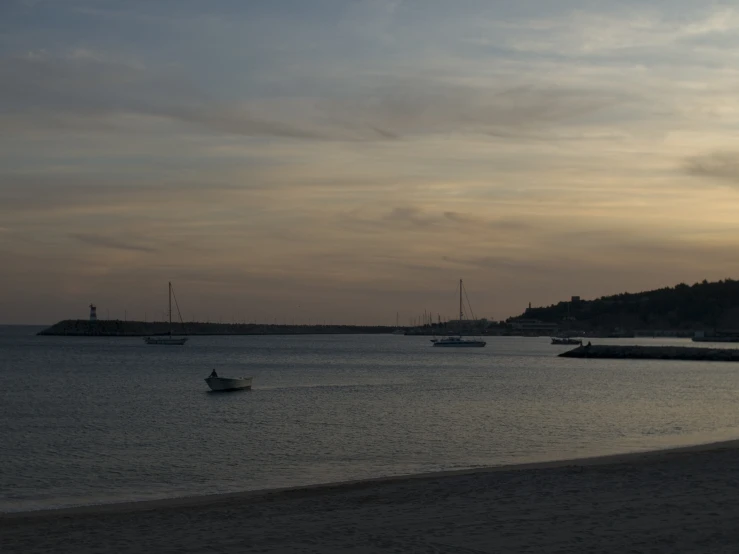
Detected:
left=35, top=319, right=401, bottom=337
left=5, top=436, right=739, bottom=520
left=6, top=438, right=739, bottom=553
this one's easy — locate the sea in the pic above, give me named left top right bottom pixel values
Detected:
left=3, top=325, right=739, bottom=513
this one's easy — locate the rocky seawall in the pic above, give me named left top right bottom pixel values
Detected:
left=560, top=344, right=739, bottom=361
left=37, top=320, right=396, bottom=337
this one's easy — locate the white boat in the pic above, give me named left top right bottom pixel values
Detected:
left=432, top=336, right=486, bottom=347
left=144, top=282, right=189, bottom=345
left=145, top=335, right=188, bottom=345
left=551, top=337, right=582, bottom=345
left=205, top=375, right=253, bottom=392
left=391, top=312, right=405, bottom=335
left=432, top=279, right=486, bottom=348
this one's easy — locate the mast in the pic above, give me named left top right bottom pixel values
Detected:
left=168, top=281, right=172, bottom=328
left=459, top=279, right=464, bottom=321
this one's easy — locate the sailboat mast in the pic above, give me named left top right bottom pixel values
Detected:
left=459, top=279, right=464, bottom=321
left=168, top=281, right=172, bottom=327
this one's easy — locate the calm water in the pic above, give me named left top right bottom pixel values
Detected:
left=3, top=327, right=739, bottom=513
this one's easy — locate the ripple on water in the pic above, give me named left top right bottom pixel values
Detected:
left=2, top=331, right=739, bottom=512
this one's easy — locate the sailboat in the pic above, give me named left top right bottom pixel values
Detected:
left=432, top=279, right=486, bottom=347
left=144, top=282, right=189, bottom=345
left=392, top=312, right=405, bottom=335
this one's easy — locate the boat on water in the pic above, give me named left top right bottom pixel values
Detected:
left=145, top=334, right=188, bottom=346
left=205, top=370, right=253, bottom=392
left=551, top=337, right=582, bottom=345
left=391, top=312, right=405, bottom=335
left=432, top=279, right=486, bottom=348
left=144, top=282, right=189, bottom=345
left=432, top=336, right=486, bottom=347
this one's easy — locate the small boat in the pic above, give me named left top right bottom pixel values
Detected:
left=145, top=334, right=188, bottom=345
left=144, top=282, right=189, bottom=345
left=551, top=337, right=582, bottom=345
left=432, top=279, right=487, bottom=348
left=205, top=374, right=253, bottom=392
left=391, top=313, right=405, bottom=335
left=432, top=336, right=486, bottom=347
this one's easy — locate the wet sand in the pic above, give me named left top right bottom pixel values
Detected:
left=4, top=441, right=739, bottom=553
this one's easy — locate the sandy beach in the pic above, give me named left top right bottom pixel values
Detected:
left=4, top=441, right=739, bottom=553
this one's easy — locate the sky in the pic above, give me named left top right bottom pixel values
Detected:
left=3, top=0, right=739, bottom=325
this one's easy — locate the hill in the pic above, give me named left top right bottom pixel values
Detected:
left=511, top=279, right=739, bottom=333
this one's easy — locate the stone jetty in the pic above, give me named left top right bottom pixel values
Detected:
left=37, top=319, right=395, bottom=337
left=560, top=344, right=739, bottom=362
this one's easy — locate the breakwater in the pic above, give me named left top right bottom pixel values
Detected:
left=560, top=344, right=739, bottom=361
left=37, top=320, right=396, bottom=337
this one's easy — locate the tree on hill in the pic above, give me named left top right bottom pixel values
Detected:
left=509, top=278, right=739, bottom=331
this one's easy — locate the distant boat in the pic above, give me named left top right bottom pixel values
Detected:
left=551, top=337, right=582, bottom=345
left=392, top=312, right=405, bottom=335
left=145, top=334, right=188, bottom=346
left=144, top=282, right=189, bottom=345
left=432, top=279, right=486, bottom=348
left=432, top=336, right=486, bottom=347
left=205, top=373, right=253, bottom=392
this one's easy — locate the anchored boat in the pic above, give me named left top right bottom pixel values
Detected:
left=432, top=336, right=486, bottom=347
left=551, top=337, right=582, bottom=345
left=205, top=371, right=253, bottom=392
left=432, top=279, right=486, bottom=348
left=144, top=282, right=189, bottom=345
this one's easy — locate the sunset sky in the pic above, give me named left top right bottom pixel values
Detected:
left=3, top=0, right=739, bottom=325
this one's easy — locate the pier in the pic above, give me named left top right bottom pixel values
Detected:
left=560, top=344, right=739, bottom=362
left=37, top=320, right=396, bottom=337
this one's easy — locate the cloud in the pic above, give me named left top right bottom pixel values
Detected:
left=0, top=52, right=330, bottom=139
left=152, top=105, right=329, bottom=140
left=472, top=7, right=739, bottom=59
left=684, top=152, right=739, bottom=185
left=383, top=206, right=437, bottom=228
left=442, top=211, right=532, bottom=231
left=345, top=206, right=535, bottom=235
left=324, top=81, right=631, bottom=139
left=444, top=232, right=739, bottom=278
left=70, top=233, right=157, bottom=253
left=0, top=176, right=247, bottom=215
left=0, top=48, right=635, bottom=142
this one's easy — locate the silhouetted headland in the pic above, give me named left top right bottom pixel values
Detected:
left=512, top=278, right=739, bottom=336
left=560, top=344, right=739, bottom=361
left=37, top=320, right=397, bottom=337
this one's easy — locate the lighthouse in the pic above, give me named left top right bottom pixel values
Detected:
left=89, top=304, right=97, bottom=322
